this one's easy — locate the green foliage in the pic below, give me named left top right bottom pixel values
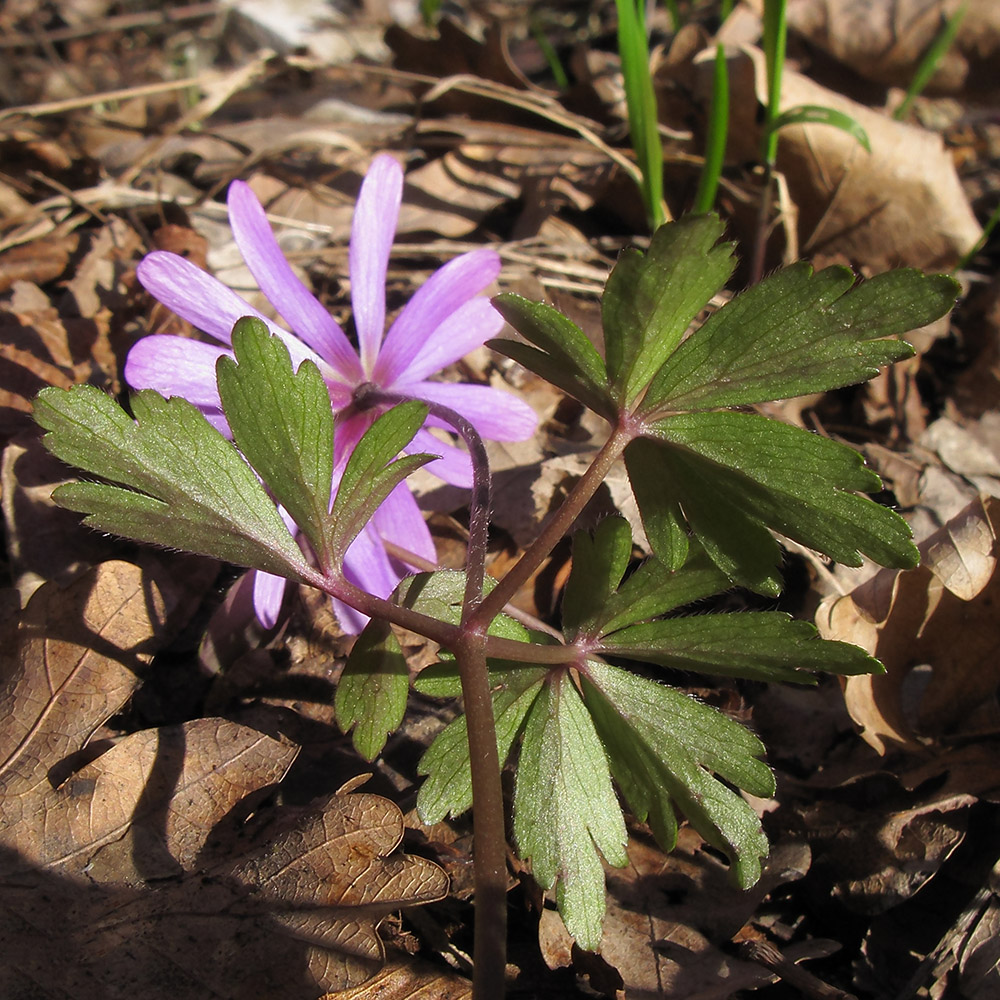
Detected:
left=770, top=104, right=870, bottom=153
left=335, top=618, right=410, bottom=761
left=581, top=661, right=771, bottom=888
left=498, top=217, right=959, bottom=592
left=34, top=319, right=433, bottom=588
left=513, top=671, right=628, bottom=951
left=601, top=214, right=736, bottom=406
left=692, top=44, right=729, bottom=215
left=761, top=0, right=788, bottom=167
left=416, top=661, right=547, bottom=823
left=217, top=317, right=334, bottom=565
left=329, top=400, right=434, bottom=557
left=630, top=412, right=918, bottom=594
left=894, top=0, right=968, bottom=121
left=415, top=515, right=883, bottom=947
left=490, top=295, right=615, bottom=420
left=615, top=0, right=665, bottom=229
left=33, top=384, right=312, bottom=581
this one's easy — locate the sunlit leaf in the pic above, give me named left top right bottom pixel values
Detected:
left=416, top=663, right=547, bottom=823
left=335, top=618, right=409, bottom=761
left=642, top=265, right=958, bottom=413
left=632, top=411, right=918, bottom=594
left=514, top=671, right=627, bottom=951
left=770, top=103, right=871, bottom=153
left=34, top=385, right=311, bottom=580
left=602, top=214, right=735, bottom=405
left=330, top=401, right=434, bottom=556
left=582, top=659, right=771, bottom=888
left=217, top=317, right=334, bottom=566
left=491, top=295, right=614, bottom=419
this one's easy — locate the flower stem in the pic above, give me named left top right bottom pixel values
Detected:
left=469, top=423, right=633, bottom=630
left=354, top=385, right=490, bottom=619
left=453, top=635, right=508, bottom=1000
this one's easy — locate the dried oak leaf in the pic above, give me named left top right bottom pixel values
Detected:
left=0, top=561, right=448, bottom=999
left=541, top=827, right=812, bottom=999
left=701, top=45, right=980, bottom=271
left=787, top=0, right=1000, bottom=99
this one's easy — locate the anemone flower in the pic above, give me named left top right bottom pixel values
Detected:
left=125, top=154, right=537, bottom=631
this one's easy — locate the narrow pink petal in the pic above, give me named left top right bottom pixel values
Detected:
left=374, top=249, right=501, bottom=385
left=397, top=381, right=539, bottom=441
left=227, top=181, right=362, bottom=380
left=383, top=298, right=504, bottom=386
left=372, top=481, right=436, bottom=566
left=333, top=520, right=408, bottom=632
left=351, top=155, right=402, bottom=375
left=124, top=335, right=227, bottom=406
left=332, top=597, right=369, bottom=635
left=137, top=252, right=342, bottom=385
left=409, top=428, right=473, bottom=487
left=332, top=410, right=374, bottom=470
left=253, top=569, right=288, bottom=629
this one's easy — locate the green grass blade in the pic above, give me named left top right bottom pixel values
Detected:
left=894, top=0, right=969, bottom=121
left=692, top=43, right=729, bottom=214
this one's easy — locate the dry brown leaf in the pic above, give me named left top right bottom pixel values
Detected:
left=65, top=216, right=144, bottom=319
left=1, top=432, right=120, bottom=600
left=819, top=551, right=1000, bottom=758
left=787, top=0, right=1000, bottom=98
left=549, top=829, right=811, bottom=998
left=0, top=233, right=76, bottom=292
left=800, top=782, right=975, bottom=913
left=0, top=562, right=449, bottom=997
left=706, top=46, right=981, bottom=270
left=0, top=277, right=118, bottom=436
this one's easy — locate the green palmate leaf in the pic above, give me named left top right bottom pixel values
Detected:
left=561, top=515, right=633, bottom=638
left=335, top=618, right=409, bottom=761
left=642, top=265, right=959, bottom=414
left=770, top=104, right=871, bottom=153
left=630, top=411, right=918, bottom=595
left=598, top=612, right=880, bottom=683
left=581, top=659, right=771, bottom=888
left=514, top=671, right=628, bottom=951
left=217, top=317, right=334, bottom=565
left=602, top=215, right=736, bottom=406
left=491, top=295, right=614, bottom=419
left=415, top=663, right=548, bottom=823
left=394, top=570, right=531, bottom=643
left=593, top=541, right=733, bottom=636
left=34, top=385, right=311, bottom=580
left=330, top=401, right=433, bottom=556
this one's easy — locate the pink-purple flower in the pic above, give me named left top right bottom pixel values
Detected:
left=125, top=154, right=537, bottom=631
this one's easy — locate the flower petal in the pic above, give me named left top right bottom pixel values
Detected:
left=227, top=181, right=362, bottom=381
left=332, top=410, right=374, bottom=470
left=398, top=381, right=539, bottom=441
left=253, top=569, right=288, bottom=629
left=137, top=252, right=332, bottom=378
left=372, top=481, right=436, bottom=566
left=375, top=249, right=501, bottom=386
left=333, top=519, right=408, bottom=632
left=351, top=154, right=402, bottom=375
left=124, top=335, right=227, bottom=406
left=383, top=297, right=504, bottom=386
left=409, top=428, right=473, bottom=487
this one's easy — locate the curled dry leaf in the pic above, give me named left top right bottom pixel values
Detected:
left=787, top=0, right=1000, bottom=98
left=542, top=828, right=811, bottom=998
left=703, top=46, right=981, bottom=271
left=818, top=528, right=1000, bottom=758
left=0, top=561, right=449, bottom=998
